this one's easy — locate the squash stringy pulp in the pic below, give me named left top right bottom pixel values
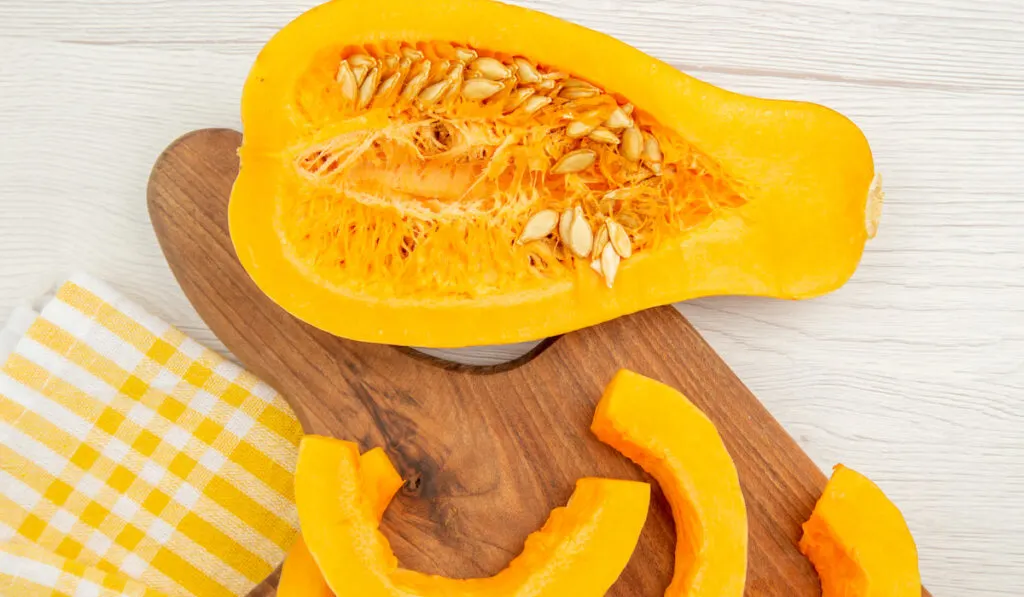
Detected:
left=279, top=42, right=748, bottom=300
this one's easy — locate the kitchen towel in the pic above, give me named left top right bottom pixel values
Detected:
left=0, top=274, right=304, bottom=597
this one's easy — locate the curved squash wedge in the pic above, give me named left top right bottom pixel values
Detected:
left=591, top=369, right=748, bottom=596
left=800, top=465, right=921, bottom=597
left=279, top=447, right=404, bottom=597
left=295, top=435, right=650, bottom=597
left=229, top=0, right=879, bottom=347
left=278, top=535, right=333, bottom=597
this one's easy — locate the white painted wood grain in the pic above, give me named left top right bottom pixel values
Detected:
left=1, top=1, right=1022, bottom=594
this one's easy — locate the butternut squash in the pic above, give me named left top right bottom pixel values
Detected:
left=294, top=435, right=650, bottom=596
left=591, top=369, right=748, bottom=596
left=278, top=447, right=403, bottom=597
left=800, top=465, right=921, bottom=596
left=229, top=0, right=880, bottom=347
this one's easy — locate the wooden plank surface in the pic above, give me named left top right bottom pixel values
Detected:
left=2, top=1, right=1022, bottom=594
left=149, top=127, right=915, bottom=596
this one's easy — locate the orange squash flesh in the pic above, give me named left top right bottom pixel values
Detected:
left=294, top=435, right=650, bottom=597
left=230, top=0, right=878, bottom=348
left=278, top=535, right=334, bottom=597
left=591, top=369, right=748, bottom=596
left=279, top=447, right=404, bottom=597
left=390, top=476, right=651, bottom=596
left=800, top=465, right=921, bottom=597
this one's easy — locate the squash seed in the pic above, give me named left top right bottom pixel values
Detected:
left=621, top=103, right=634, bottom=115
left=560, top=86, right=601, bottom=100
left=336, top=61, right=358, bottom=103
left=518, top=209, right=560, bottom=243
left=600, top=243, right=620, bottom=288
left=382, top=55, right=399, bottom=73
left=446, top=62, right=465, bottom=81
left=642, top=133, right=663, bottom=163
left=566, top=120, right=598, bottom=139
left=418, top=79, right=451, bottom=107
left=562, top=78, right=595, bottom=89
left=442, top=63, right=466, bottom=104
left=401, top=47, right=424, bottom=61
left=352, top=65, right=369, bottom=86
left=630, top=166, right=655, bottom=185
left=559, top=208, right=574, bottom=246
left=602, top=188, right=625, bottom=202
left=368, top=72, right=399, bottom=107
left=454, top=47, right=478, bottom=63
left=551, top=149, right=597, bottom=174
left=462, top=79, right=504, bottom=100
left=535, top=78, right=556, bottom=91
left=568, top=206, right=594, bottom=257
left=348, top=54, right=376, bottom=69
left=514, top=58, right=541, bottom=84
left=374, top=72, right=403, bottom=104
left=593, top=224, right=610, bottom=258
left=590, top=258, right=603, bottom=275
left=622, top=127, right=643, bottom=162
left=471, top=57, right=511, bottom=80
left=400, top=72, right=430, bottom=101
left=521, top=95, right=552, bottom=114
left=504, top=88, right=535, bottom=113
left=605, top=107, right=633, bottom=129
left=588, top=128, right=620, bottom=144
left=606, top=219, right=632, bottom=259
left=357, top=67, right=381, bottom=110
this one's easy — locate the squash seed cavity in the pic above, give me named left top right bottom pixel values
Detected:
left=285, top=42, right=746, bottom=295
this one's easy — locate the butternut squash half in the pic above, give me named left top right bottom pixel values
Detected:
left=591, top=369, right=748, bottom=596
left=800, top=465, right=921, bottom=597
left=230, top=0, right=879, bottom=347
left=294, top=435, right=650, bottom=597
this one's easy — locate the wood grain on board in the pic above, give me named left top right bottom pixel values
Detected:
left=147, top=128, right=929, bottom=596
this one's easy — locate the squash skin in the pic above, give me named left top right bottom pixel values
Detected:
left=591, top=369, right=748, bottom=596
left=800, top=465, right=921, bottom=597
left=295, top=435, right=650, bottom=597
left=278, top=447, right=404, bottom=597
left=230, top=0, right=876, bottom=347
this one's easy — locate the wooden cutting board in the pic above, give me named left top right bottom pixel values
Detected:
left=147, top=129, right=926, bottom=597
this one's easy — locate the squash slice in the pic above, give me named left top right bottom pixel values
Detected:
left=295, top=435, right=650, bottom=596
left=591, top=369, right=748, bottom=596
left=800, top=465, right=921, bottom=597
left=279, top=447, right=404, bottom=597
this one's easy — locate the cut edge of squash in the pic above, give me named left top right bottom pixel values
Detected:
left=866, top=173, right=885, bottom=239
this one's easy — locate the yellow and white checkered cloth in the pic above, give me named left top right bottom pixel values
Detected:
left=0, top=274, right=304, bottom=596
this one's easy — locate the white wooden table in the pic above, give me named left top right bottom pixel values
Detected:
left=2, top=0, right=1022, bottom=594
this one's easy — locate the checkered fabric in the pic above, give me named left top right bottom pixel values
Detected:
left=0, top=274, right=304, bottom=596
